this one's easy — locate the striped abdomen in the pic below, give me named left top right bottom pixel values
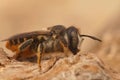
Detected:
left=6, top=37, right=32, bottom=52
left=9, top=37, right=32, bottom=45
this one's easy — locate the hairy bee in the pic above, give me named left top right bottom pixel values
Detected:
left=1, top=25, right=101, bottom=71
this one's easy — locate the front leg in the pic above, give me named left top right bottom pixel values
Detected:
left=37, top=44, right=43, bottom=71
left=59, top=41, right=73, bottom=57
left=78, top=38, right=84, bottom=50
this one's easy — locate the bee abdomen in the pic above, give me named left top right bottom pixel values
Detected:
left=9, top=38, right=30, bottom=45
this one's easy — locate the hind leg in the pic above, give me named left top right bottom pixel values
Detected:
left=36, top=44, right=43, bottom=71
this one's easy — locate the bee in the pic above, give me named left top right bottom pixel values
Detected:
left=1, top=25, right=101, bottom=71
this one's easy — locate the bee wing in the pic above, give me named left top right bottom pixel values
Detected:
left=1, top=30, right=50, bottom=42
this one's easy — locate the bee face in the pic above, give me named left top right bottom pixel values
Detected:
left=65, top=26, right=81, bottom=54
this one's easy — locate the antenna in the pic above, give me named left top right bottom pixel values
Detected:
left=80, top=34, right=102, bottom=42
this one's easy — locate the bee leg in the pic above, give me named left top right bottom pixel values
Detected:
left=11, top=39, right=33, bottom=60
left=18, top=39, right=33, bottom=52
left=60, top=41, right=73, bottom=57
left=78, top=38, right=84, bottom=51
left=37, top=44, right=43, bottom=71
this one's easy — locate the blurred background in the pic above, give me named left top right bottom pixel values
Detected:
left=0, top=0, right=120, bottom=72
